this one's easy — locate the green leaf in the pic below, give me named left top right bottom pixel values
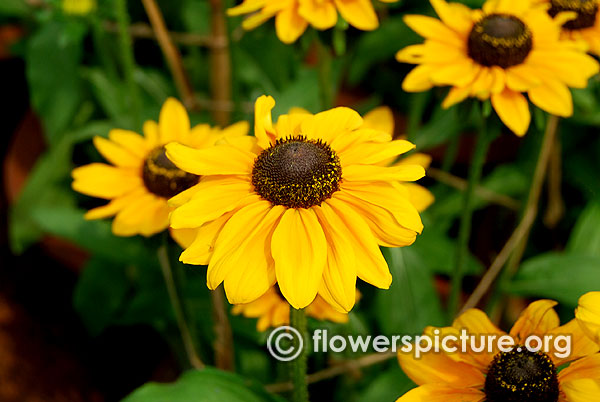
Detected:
left=358, top=367, right=414, bottom=402
left=122, top=368, right=285, bottom=402
left=26, top=21, right=86, bottom=145
left=74, top=257, right=130, bottom=336
left=375, top=248, right=444, bottom=335
left=0, top=0, right=30, bottom=16
left=29, top=206, right=157, bottom=266
left=567, top=201, right=600, bottom=257
left=506, top=252, right=600, bottom=305
left=9, top=121, right=112, bottom=253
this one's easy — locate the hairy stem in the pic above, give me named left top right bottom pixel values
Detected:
left=290, top=308, right=309, bottom=402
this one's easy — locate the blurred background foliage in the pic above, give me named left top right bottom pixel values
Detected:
left=1, top=0, right=600, bottom=401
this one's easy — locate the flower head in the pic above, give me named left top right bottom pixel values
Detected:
left=166, top=95, right=426, bottom=312
left=535, top=0, right=600, bottom=55
left=227, top=0, right=398, bottom=44
left=397, top=300, right=600, bottom=401
left=397, top=0, right=599, bottom=136
left=71, top=98, right=249, bottom=246
left=232, top=285, right=357, bottom=331
left=576, top=291, right=600, bottom=345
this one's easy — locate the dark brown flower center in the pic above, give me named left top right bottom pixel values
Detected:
left=485, top=349, right=559, bottom=402
left=468, top=14, right=533, bottom=68
left=549, top=0, right=598, bottom=30
left=142, top=147, right=199, bottom=199
left=251, top=136, right=342, bottom=208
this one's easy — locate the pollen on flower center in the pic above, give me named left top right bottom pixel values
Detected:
left=484, top=349, right=559, bottom=402
left=549, top=0, right=598, bottom=30
left=251, top=135, right=342, bottom=209
left=468, top=14, right=533, bottom=68
left=142, top=147, right=199, bottom=199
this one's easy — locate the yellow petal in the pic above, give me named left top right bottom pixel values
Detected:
left=547, top=319, right=599, bottom=367
left=108, top=129, right=150, bottom=159
left=301, top=107, right=363, bottom=143
left=362, top=106, right=394, bottom=136
left=314, top=202, right=357, bottom=312
left=93, top=136, right=142, bottom=168
left=165, top=143, right=254, bottom=176
left=528, top=79, right=573, bottom=117
left=401, top=65, right=435, bottom=92
left=509, top=299, right=560, bottom=342
left=342, top=164, right=425, bottom=182
left=402, top=183, right=435, bottom=212
left=84, top=188, right=147, bottom=220
left=179, top=210, right=237, bottom=265
left=207, top=199, right=273, bottom=289
left=111, top=193, right=166, bottom=237
left=398, top=350, right=485, bottom=388
left=491, top=89, right=531, bottom=137
left=430, top=0, right=474, bottom=35
left=333, top=0, right=378, bottom=31
left=223, top=206, right=286, bottom=304
left=325, top=198, right=392, bottom=288
left=339, top=139, right=415, bottom=167
left=170, top=227, right=198, bottom=249
left=169, top=180, right=254, bottom=229
left=576, top=291, right=600, bottom=345
left=227, top=0, right=268, bottom=16
left=561, top=379, right=600, bottom=402
left=272, top=208, right=327, bottom=309
left=254, top=95, right=277, bottom=148
left=143, top=120, right=160, bottom=148
left=559, top=353, right=600, bottom=383
left=158, top=97, right=190, bottom=143
left=276, top=5, right=308, bottom=44
left=72, top=163, right=143, bottom=199
left=396, top=383, right=485, bottom=402
left=298, top=0, right=337, bottom=29
left=403, top=15, right=464, bottom=48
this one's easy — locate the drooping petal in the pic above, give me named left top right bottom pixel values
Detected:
left=93, top=136, right=142, bottom=168
left=275, top=4, right=309, bottom=44
left=547, top=319, right=599, bottom=367
left=491, top=89, right=531, bottom=137
left=272, top=208, right=327, bottom=309
left=333, top=0, right=378, bottom=31
left=72, top=163, right=143, bottom=199
left=528, top=79, right=573, bottom=117
left=576, top=291, right=600, bottom=345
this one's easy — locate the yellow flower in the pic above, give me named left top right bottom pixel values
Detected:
left=227, top=0, right=398, bottom=44
left=397, top=0, right=599, bottom=136
left=62, top=0, right=96, bottom=15
left=166, top=95, right=425, bottom=311
left=397, top=300, right=600, bottom=402
left=232, top=285, right=358, bottom=331
left=576, top=291, right=600, bottom=345
left=72, top=98, right=249, bottom=246
left=535, top=0, right=600, bottom=55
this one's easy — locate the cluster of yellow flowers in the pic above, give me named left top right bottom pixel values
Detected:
left=227, top=0, right=399, bottom=43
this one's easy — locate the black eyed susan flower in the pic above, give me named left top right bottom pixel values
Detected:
left=396, top=0, right=599, bottom=136
left=535, top=0, right=600, bottom=55
left=397, top=300, right=600, bottom=402
left=576, top=291, right=600, bottom=345
left=166, top=95, right=426, bottom=311
left=232, top=285, right=357, bottom=331
left=227, top=0, right=399, bottom=44
left=72, top=98, right=249, bottom=246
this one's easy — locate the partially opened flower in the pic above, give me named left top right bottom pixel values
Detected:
left=576, top=291, right=600, bottom=345
left=232, top=285, right=358, bottom=331
left=72, top=98, right=249, bottom=246
left=227, top=0, right=398, bottom=44
left=397, top=300, right=600, bottom=402
left=396, top=0, right=599, bottom=136
left=535, top=0, right=600, bottom=55
left=166, top=95, right=425, bottom=312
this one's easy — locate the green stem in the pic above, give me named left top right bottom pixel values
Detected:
left=114, top=0, right=141, bottom=128
left=314, top=34, right=334, bottom=110
left=157, top=242, right=204, bottom=370
left=448, top=118, right=491, bottom=318
left=290, top=307, right=309, bottom=402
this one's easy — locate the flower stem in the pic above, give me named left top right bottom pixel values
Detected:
left=314, top=34, right=334, bottom=110
left=157, top=243, right=204, bottom=370
left=209, top=0, right=232, bottom=126
left=505, top=114, right=560, bottom=276
left=290, top=307, right=309, bottom=402
left=448, top=117, right=492, bottom=318
left=114, top=0, right=141, bottom=128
